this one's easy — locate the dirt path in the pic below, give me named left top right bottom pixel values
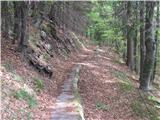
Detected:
left=78, top=47, right=139, bottom=120
left=50, top=46, right=140, bottom=120
left=50, top=46, right=95, bottom=120
left=51, top=65, right=81, bottom=120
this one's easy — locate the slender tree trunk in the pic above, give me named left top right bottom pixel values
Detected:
left=134, top=1, right=139, bottom=73
left=126, top=1, right=134, bottom=71
left=139, top=1, right=156, bottom=90
left=140, top=1, right=146, bottom=77
left=18, top=2, right=29, bottom=54
left=2, top=1, right=9, bottom=38
left=13, top=2, right=21, bottom=44
left=151, top=2, right=159, bottom=82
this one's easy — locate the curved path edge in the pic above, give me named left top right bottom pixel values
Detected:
left=51, top=64, right=85, bottom=120
left=72, top=64, right=85, bottom=120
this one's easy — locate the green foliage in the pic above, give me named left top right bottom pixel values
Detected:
left=119, top=81, right=133, bottom=92
left=113, top=71, right=128, bottom=81
left=34, top=77, right=44, bottom=91
left=88, top=1, right=126, bottom=56
left=13, top=89, right=37, bottom=108
left=12, top=73, right=23, bottom=81
left=3, top=61, right=14, bottom=72
left=95, top=101, right=108, bottom=111
left=43, top=53, right=50, bottom=61
left=113, top=70, right=133, bottom=92
left=131, top=101, right=159, bottom=120
left=148, top=95, right=160, bottom=109
left=131, top=101, right=145, bottom=118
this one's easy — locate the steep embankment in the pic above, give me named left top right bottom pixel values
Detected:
left=1, top=17, right=88, bottom=119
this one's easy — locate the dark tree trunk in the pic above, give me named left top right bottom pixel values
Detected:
left=134, top=1, right=139, bottom=73
left=151, top=2, right=159, bottom=82
left=13, top=2, right=21, bottom=44
left=18, top=2, right=29, bottom=54
left=139, top=1, right=156, bottom=90
left=1, top=1, right=9, bottom=38
left=126, top=1, right=135, bottom=71
left=139, top=1, right=146, bottom=77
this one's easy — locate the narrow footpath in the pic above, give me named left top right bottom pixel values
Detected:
left=51, top=45, right=140, bottom=120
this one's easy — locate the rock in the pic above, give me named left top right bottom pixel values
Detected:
left=40, top=30, right=47, bottom=40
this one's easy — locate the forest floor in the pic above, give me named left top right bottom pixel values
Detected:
left=1, top=39, right=160, bottom=120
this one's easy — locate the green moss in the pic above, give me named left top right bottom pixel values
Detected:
left=34, top=77, right=44, bottom=91
left=13, top=89, right=37, bottom=108
left=131, top=101, right=159, bottom=120
left=95, top=101, right=109, bottom=111
left=113, top=71, right=128, bottom=80
left=119, top=81, right=133, bottom=92
left=3, top=61, right=14, bottom=72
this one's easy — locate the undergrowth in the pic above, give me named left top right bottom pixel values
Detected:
left=3, top=61, right=15, bottom=72
left=131, top=100, right=159, bottom=120
left=13, top=89, right=37, bottom=108
left=95, top=101, right=109, bottom=111
left=34, top=77, right=44, bottom=91
left=113, top=70, right=133, bottom=92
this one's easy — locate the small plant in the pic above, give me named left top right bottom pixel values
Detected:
left=43, top=53, right=50, bottom=61
left=131, top=101, right=159, bottom=120
left=34, top=77, right=44, bottom=91
left=119, top=81, right=133, bottom=92
left=13, top=89, right=37, bottom=108
left=148, top=95, right=160, bottom=109
left=113, top=70, right=133, bottom=92
left=113, top=71, right=128, bottom=81
left=12, top=73, right=23, bottom=81
left=95, top=101, right=108, bottom=111
left=3, top=61, right=14, bottom=72
left=131, top=101, right=145, bottom=118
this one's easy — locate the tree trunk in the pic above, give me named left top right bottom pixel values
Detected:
left=126, top=1, right=135, bottom=71
left=13, top=2, right=21, bottom=44
left=134, top=1, right=139, bottom=73
left=139, top=1, right=146, bottom=77
left=151, top=1, right=159, bottom=82
left=139, top=1, right=156, bottom=90
left=1, top=1, right=9, bottom=38
left=18, top=2, right=29, bottom=54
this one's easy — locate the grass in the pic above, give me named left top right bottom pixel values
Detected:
left=113, top=70, right=133, bottom=92
left=113, top=71, right=128, bottom=81
left=95, top=101, right=109, bottom=111
left=119, top=80, right=133, bottom=92
left=3, top=61, right=14, bottom=72
left=43, top=53, right=50, bottom=61
left=12, top=73, right=23, bottom=81
left=13, top=89, right=37, bottom=108
left=34, top=77, right=44, bottom=91
left=131, top=100, right=159, bottom=120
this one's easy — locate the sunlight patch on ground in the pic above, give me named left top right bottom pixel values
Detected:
left=97, top=55, right=112, bottom=61
left=77, top=54, right=88, bottom=58
left=96, top=48, right=105, bottom=53
left=77, top=62, right=99, bottom=68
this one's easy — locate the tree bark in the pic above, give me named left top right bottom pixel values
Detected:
left=13, top=2, right=21, bottom=44
left=1, top=1, right=9, bottom=38
left=151, top=1, right=159, bottom=82
left=18, top=2, right=29, bottom=54
left=139, top=1, right=156, bottom=90
left=139, top=1, right=146, bottom=78
left=126, top=1, right=135, bottom=71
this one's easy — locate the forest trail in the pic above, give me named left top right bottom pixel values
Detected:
left=51, top=46, right=95, bottom=120
left=51, top=45, right=139, bottom=120
left=51, top=64, right=83, bottom=120
left=78, top=46, right=141, bottom=120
